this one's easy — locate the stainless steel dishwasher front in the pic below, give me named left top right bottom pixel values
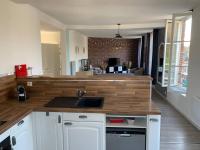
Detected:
left=106, top=127, right=146, bottom=150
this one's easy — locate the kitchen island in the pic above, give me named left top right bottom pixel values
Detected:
left=0, top=75, right=161, bottom=150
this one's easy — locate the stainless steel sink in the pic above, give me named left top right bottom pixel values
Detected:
left=45, top=97, right=104, bottom=108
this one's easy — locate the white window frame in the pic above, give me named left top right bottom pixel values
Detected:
left=168, top=12, right=193, bottom=94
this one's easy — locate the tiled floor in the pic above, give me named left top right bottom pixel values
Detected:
left=152, top=91, right=200, bottom=150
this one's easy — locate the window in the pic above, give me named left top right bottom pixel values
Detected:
left=169, top=12, right=192, bottom=93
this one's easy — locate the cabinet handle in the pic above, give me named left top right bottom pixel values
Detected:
left=150, top=118, right=159, bottom=122
left=120, top=134, right=131, bottom=137
left=46, top=112, right=49, bottom=116
left=58, top=115, right=61, bottom=123
left=12, top=136, right=16, bottom=146
left=79, top=115, right=87, bottom=119
left=17, top=120, right=24, bottom=126
left=64, top=122, right=72, bottom=126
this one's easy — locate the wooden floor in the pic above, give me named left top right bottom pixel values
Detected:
left=152, top=91, right=200, bottom=150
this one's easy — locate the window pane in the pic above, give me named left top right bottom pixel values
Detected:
left=173, top=16, right=192, bottom=42
left=170, top=66, right=188, bottom=91
left=163, top=44, right=170, bottom=86
left=170, top=42, right=190, bottom=90
left=170, top=13, right=192, bottom=93
left=184, top=18, right=192, bottom=42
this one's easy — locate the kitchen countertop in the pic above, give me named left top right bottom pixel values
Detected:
left=0, top=96, right=160, bottom=135
left=20, top=75, right=152, bottom=81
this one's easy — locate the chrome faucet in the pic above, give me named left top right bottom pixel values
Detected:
left=76, top=89, right=87, bottom=98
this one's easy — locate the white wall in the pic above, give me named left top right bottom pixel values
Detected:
left=0, top=0, right=68, bottom=76
left=66, top=30, right=88, bottom=74
left=166, top=6, right=200, bottom=129
left=0, top=0, right=42, bottom=75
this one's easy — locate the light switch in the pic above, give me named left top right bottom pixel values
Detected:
left=27, top=82, right=32, bottom=87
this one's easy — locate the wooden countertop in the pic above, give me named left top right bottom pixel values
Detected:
left=19, top=75, right=152, bottom=81
left=0, top=96, right=160, bottom=135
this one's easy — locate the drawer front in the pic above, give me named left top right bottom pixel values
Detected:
left=63, top=113, right=106, bottom=122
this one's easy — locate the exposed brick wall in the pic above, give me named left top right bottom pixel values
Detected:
left=88, top=38, right=139, bottom=67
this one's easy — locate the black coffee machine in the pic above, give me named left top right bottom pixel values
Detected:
left=17, top=85, right=27, bottom=102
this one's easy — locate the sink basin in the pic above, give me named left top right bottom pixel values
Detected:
left=76, top=97, right=104, bottom=108
left=45, top=97, right=104, bottom=108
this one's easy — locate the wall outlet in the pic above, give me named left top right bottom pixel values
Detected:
left=27, top=82, right=32, bottom=87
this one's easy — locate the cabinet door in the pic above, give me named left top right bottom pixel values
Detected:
left=63, top=121, right=105, bottom=150
left=33, top=112, right=63, bottom=150
left=11, top=114, right=34, bottom=150
left=146, top=115, right=161, bottom=150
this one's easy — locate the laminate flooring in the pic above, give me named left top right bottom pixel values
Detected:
left=152, top=91, right=200, bottom=150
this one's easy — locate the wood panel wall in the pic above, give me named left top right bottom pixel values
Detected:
left=0, top=75, right=16, bottom=102
left=88, top=38, right=139, bottom=67
left=17, top=78, right=151, bottom=101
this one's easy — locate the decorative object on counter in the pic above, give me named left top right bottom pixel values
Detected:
left=128, top=61, right=133, bottom=69
left=15, top=64, right=27, bottom=78
left=93, top=67, right=103, bottom=75
left=127, top=118, right=135, bottom=125
left=27, top=67, right=33, bottom=76
left=122, top=62, right=128, bottom=72
left=17, top=85, right=27, bottom=102
left=80, top=59, right=90, bottom=71
left=109, top=118, right=125, bottom=123
left=99, top=61, right=107, bottom=73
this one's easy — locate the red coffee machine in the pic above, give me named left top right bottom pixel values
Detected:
left=15, top=64, right=27, bottom=78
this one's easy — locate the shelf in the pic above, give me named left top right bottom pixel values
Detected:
left=106, top=116, right=147, bottom=129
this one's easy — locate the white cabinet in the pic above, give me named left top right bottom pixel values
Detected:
left=10, top=114, right=34, bottom=150
left=146, top=115, right=161, bottom=150
left=33, top=112, right=63, bottom=150
left=63, top=113, right=105, bottom=150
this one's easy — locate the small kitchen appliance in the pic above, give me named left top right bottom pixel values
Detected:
left=17, top=85, right=27, bottom=102
left=80, top=59, right=90, bottom=71
left=15, top=64, right=27, bottom=78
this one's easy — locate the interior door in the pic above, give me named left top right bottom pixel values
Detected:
left=63, top=121, right=104, bottom=150
left=42, top=44, right=61, bottom=76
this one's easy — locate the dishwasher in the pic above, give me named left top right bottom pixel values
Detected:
left=106, top=127, right=146, bottom=150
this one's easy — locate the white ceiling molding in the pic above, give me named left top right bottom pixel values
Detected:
left=66, top=21, right=165, bottom=30
left=76, top=28, right=154, bottom=38
left=39, top=10, right=66, bottom=30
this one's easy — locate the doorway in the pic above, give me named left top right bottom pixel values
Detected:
left=40, top=23, right=61, bottom=76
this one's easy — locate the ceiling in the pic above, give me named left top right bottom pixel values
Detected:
left=76, top=28, right=153, bottom=38
left=12, top=0, right=200, bottom=37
